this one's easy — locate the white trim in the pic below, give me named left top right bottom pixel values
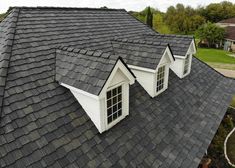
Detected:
left=224, top=128, right=235, bottom=167
left=174, top=55, right=185, bottom=59
left=156, top=47, right=174, bottom=70
left=128, top=64, right=156, bottom=73
left=61, top=82, right=100, bottom=100
left=184, top=40, right=196, bottom=57
left=99, top=59, right=135, bottom=97
left=225, top=38, right=235, bottom=42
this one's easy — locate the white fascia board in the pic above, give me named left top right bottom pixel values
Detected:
left=60, top=82, right=100, bottom=100
left=185, top=40, right=197, bottom=57
left=99, top=59, right=135, bottom=97
left=156, top=47, right=173, bottom=70
left=128, top=64, right=156, bottom=73
left=174, top=55, right=186, bottom=59
left=226, top=38, right=235, bottom=42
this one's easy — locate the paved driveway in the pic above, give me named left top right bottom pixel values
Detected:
left=215, top=68, right=235, bottom=78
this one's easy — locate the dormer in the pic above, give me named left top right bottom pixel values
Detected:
left=112, top=39, right=175, bottom=97
left=55, top=47, right=135, bottom=133
left=140, top=34, right=196, bottom=79
left=170, top=39, right=196, bottom=78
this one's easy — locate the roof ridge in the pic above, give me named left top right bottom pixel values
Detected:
left=0, top=8, right=21, bottom=124
left=144, top=33, right=194, bottom=39
left=10, top=6, right=126, bottom=12
left=112, top=37, right=169, bottom=47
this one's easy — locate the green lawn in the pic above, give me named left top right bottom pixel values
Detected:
left=195, top=48, right=235, bottom=64
left=231, top=96, right=235, bottom=108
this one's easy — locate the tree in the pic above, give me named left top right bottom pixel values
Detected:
left=196, top=22, right=225, bottom=48
left=146, top=7, right=153, bottom=28
left=199, top=1, right=235, bottom=22
left=165, top=3, right=205, bottom=34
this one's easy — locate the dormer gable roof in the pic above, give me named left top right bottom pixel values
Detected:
left=111, top=38, right=174, bottom=69
left=55, top=46, right=135, bottom=95
left=139, top=33, right=195, bottom=57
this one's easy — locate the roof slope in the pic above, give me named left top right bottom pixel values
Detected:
left=225, top=26, right=235, bottom=40
left=218, top=17, right=235, bottom=24
left=111, top=38, right=172, bottom=69
left=0, top=7, right=234, bottom=168
left=56, top=47, right=123, bottom=95
left=135, top=34, right=194, bottom=56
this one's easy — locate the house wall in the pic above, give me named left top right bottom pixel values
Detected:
left=61, top=67, right=133, bottom=133
left=61, top=83, right=104, bottom=132
left=130, top=68, right=156, bottom=97
left=231, top=41, right=235, bottom=52
left=170, top=54, right=192, bottom=78
left=170, top=57, right=184, bottom=78
left=129, top=48, right=173, bottom=97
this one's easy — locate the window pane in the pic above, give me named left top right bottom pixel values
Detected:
left=113, top=96, right=117, bottom=104
left=112, top=88, right=117, bottom=96
left=113, top=112, right=118, bottom=120
left=118, top=110, right=122, bottom=116
left=107, top=99, right=111, bottom=108
left=118, top=102, right=122, bottom=109
left=107, top=108, right=112, bottom=116
left=107, top=91, right=111, bottom=99
left=118, top=95, right=122, bottom=101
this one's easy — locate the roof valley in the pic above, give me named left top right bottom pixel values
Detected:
left=0, top=8, right=20, bottom=124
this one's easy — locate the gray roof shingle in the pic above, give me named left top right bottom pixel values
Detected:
left=111, top=38, right=174, bottom=69
left=55, top=46, right=133, bottom=95
left=136, top=33, right=194, bottom=56
left=0, top=6, right=234, bottom=168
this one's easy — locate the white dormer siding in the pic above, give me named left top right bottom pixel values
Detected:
left=128, top=47, right=174, bottom=97
left=170, top=40, right=196, bottom=78
left=60, top=60, right=135, bottom=133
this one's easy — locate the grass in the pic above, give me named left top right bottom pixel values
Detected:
left=231, top=96, right=235, bottom=108
left=227, top=130, right=235, bottom=166
left=195, top=48, right=235, bottom=64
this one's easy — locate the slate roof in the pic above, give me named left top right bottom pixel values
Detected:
left=0, top=6, right=234, bottom=168
left=111, top=38, right=174, bottom=69
left=55, top=46, right=133, bottom=95
left=225, top=26, right=235, bottom=41
left=133, top=33, right=194, bottom=56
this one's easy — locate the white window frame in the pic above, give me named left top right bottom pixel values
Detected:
left=105, top=82, right=128, bottom=129
left=155, top=64, right=168, bottom=96
left=156, top=65, right=165, bottom=93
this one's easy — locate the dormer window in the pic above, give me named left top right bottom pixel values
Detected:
left=183, top=54, right=190, bottom=75
left=156, top=65, right=165, bottom=93
left=56, top=47, right=135, bottom=133
left=112, top=39, right=175, bottom=98
left=107, top=85, right=122, bottom=124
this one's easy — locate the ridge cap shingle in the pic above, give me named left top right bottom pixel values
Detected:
left=10, top=6, right=126, bottom=12
left=111, top=37, right=169, bottom=47
left=150, top=33, right=194, bottom=39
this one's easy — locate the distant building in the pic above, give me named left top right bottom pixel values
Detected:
left=217, top=18, right=235, bottom=52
